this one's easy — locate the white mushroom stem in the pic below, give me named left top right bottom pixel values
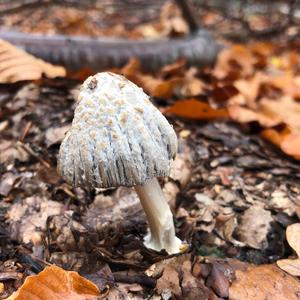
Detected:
left=135, top=178, right=182, bottom=254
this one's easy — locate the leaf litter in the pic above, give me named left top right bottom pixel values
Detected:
left=1, top=5, right=300, bottom=300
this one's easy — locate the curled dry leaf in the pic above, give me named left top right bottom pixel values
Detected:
left=166, top=98, right=228, bottom=120
left=285, top=223, right=300, bottom=257
left=214, top=44, right=257, bottom=79
left=277, top=223, right=300, bottom=276
left=220, top=43, right=300, bottom=160
left=228, top=105, right=280, bottom=127
left=7, top=196, right=64, bottom=244
left=229, top=95, right=300, bottom=160
left=45, top=125, right=71, bottom=147
left=233, top=72, right=267, bottom=108
left=229, top=264, right=300, bottom=300
left=156, top=266, right=181, bottom=297
left=6, top=265, right=100, bottom=300
left=261, top=127, right=300, bottom=160
left=235, top=204, right=272, bottom=249
left=0, top=39, right=66, bottom=83
left=277, top=259, right=300, bottom=277
left=114, top=58, right=184, bottom=99
left=116, top=58, right=206, bottom=99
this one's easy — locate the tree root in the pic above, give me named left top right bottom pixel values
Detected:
left=0, top=30, right=221, bottom=72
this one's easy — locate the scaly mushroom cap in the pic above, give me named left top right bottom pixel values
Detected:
left=58, top=72, right=177, bottom=188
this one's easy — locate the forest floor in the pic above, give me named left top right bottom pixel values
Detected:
left=1, top=1, right=300, bottom=299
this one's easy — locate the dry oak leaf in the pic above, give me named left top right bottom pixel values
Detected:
left=267, top=74, right=300, bottom=100
left=233, top=72, right=267, bottom=108
left=214, top=44, right=257, bottom=79
left=235, top=204, right=272, bottom=249
left=0, top=39, right=66, bottom=83
left=228, top=105, right=281, bottom=128
left=6, top=265, right=100, bottom=300
left=156, top=266, right=181, bottom=297
left=261, top=127, right=300, bottom=160
left=115, top=58, right=183, bottom=99
left=229, top=264, right=300, bottom=300
left=45, top=125, right=71, bottom=147
left=277, top=223, right=300, bottom=276
left=166, top=98, right=228, bottom=120
left=229, top=95, right=300, bottom=160
left=118, top=58, right=206, bottom=99
left=277, top=259, right=300, bottom=277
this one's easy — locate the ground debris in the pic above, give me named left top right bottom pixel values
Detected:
left=229, top=264, right=300, bottom=300
left=7, top=196, right=64, bottom=244
left=235, top=204, right=273, bottom=249
left=1, top=31, right=300, bottom=299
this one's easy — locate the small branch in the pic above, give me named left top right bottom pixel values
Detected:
left=0, top=0, right=95, bottom=16
left=17, top=141, right=51, bottom=168
left=174, top=0, right=199, bottom=33
left=113, top=272, right=156, bottom=288
left=0, top=271, right=22, bottom=281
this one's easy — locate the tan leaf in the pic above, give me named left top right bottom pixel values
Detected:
left=261, top=96, right=300, bottom=130
left=179, top=77, right=205, bottom=97
left=229, top=264, right=300, bottom=300
left=235, top=204, right=272, bottom=249
left=228, top=105, right=281, bottom=127
left=261, top=128, right=300, bottom=160
left=45, top=125, right=71, bottom=147
left=277, top=259, right=300, bottom=277
left=214, top=45, right=257, bottom=79
left=229, top=93, right=300, bottom=159
left=234, top=72, right=267, bottom=108
left=280, top=132, right=300, bottom=159
left=261, top=127, right=291, bottom=150
left=267, top=74, right=300, bottom=99
left=156, top=266, right=181, bottom=297
left=7, top=196, right=64, bottom=244
left=285, top=223, right=300, bottom=257
left=0, top=39, right=65, bottom=83
left=6, top=265, right=100, bottom=300
left=117, top=58, right=183, bottom=99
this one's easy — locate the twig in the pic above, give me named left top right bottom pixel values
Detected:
left=113, top=272, right=156, bottom=288
left=0, top=271, right=22, bottom=281
left=174, top=0, right=199, bottom=33
left=17, top=141, right=51, bottom=168
left=19, top=121, right=32, bottom=142
left=0, top=0, right=95, bottom=16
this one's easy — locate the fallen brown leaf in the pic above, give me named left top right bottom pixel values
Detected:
left=7, top=196, right=64, bottom=244
left=235, top=204, right=273, bottom=249
left=6, top=265, right=100, bottom=300
left=228, top=105, right=280, bottom=127
left=277, top=223, right=300, bottom=276
left=233, top=72, right=267, bottom=108
left=206, top=263, right=229, bottom=298
left=0, top=39, right=65, bottom=83
left=45, top=125, right=71, bottom=147
left=166, top=98, right=228, bottom=120
left=229, top=94, right=300, bottom=159
left=285, top=223, right=300, bottom=257
left=261, top=127, right=300, bottom=160
left=214, top=44, right=257, bottom=79
left=229, top=264, right=300, bottom=300
left=156, top=266, right=181, bottom=297
left=115, top=58, right=183, bottom=99
left=277, top=259, right=300, bottom=277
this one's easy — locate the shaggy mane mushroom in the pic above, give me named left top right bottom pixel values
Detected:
left=57, top=72, right=183, bottom=254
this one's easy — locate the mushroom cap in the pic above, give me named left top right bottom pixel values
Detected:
left=57, top=72, right=177, bottom=188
